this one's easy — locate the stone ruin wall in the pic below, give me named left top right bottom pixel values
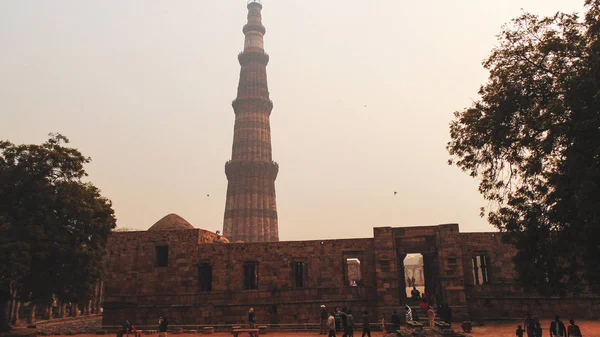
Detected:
left=460, top=232, right=600, bottom=321
left=103, top=231, right=380, bottom=326
left=103, top=225, right=600, bottom=328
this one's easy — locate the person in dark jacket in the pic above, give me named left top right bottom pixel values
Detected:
left=248, top=308, right=256, bottom=337
left=341, top=306, right=349, bottom=336
left=567, top=319, right=582, bottom=337
left=158, top=316, right=168, bottom=332
left=361, top=311, right=371, bottom=337
left=391, top=310, right=401, bottom=331
left=334, top=308, right=342, bottom=332
left=524, top=313, right=535, bottom=337
left=345, top=310, right=355, bottom=337
left=534, top=320, right=543, bottom=337
left=550, top=315, right=566, bottom=337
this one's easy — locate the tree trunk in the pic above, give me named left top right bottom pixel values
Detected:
left=0, top=299, right=11, bottom=332
left=11, top=301, right=20, bottom=325
left=27, top=303, right=36, bottom=325
left=95, top=280, right=103, bottom=314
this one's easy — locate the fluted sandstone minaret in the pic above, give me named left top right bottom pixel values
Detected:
left=223, top=0, right=279, bottom=243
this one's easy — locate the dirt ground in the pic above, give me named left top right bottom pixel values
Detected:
left=466, top=320, right=600, bottom=336
left=72, top=320, right=600, bottom=337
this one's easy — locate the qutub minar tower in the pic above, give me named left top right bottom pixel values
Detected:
left=223, top=0, right=279, bottom=243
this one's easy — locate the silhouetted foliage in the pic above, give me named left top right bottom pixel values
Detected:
left=448, top=1, right=600, bottom=296
left=0, top=134, right=116, bottom=331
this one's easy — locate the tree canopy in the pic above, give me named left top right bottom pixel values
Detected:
left=0, top=134, right=116, bottom=331
left=448, top=0, right=600, bottom=295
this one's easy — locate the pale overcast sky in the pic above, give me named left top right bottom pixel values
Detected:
left=0, top=0, right=586, bottom=240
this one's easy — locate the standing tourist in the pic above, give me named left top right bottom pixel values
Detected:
left=320, top=305, right=328, bottom=335
left=341, top=306, right=349, bottom=337
left=534, top=320, right=543, bottom=337
left=391, top=311, right=400, bottom=332
left=567, top=319, right=582, bottom=337
left=327, top=312, right=337, bottom=337
left=550, top=315, right=567, bottom=337
left=427, top=305, right=436, bottom=329
left=516, top=325, right=525, bottom=337
left=248, top=308, right=256, bottom=337
left=524, top=313, right=535, bottom=337
left=361, top=311, right=371, bottom=337
left=123, top=319, right=136, bottom=337
left=158, top=316, right=168, bottom=337
left=334, top=308, right=342, bottom=333
left=345, top=310, right=355, bottom=337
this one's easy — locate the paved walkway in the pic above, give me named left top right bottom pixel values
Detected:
left=63, top=320, right=600, bottom=337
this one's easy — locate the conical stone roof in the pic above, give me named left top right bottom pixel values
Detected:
left=148, top=213, right=195, bottom=231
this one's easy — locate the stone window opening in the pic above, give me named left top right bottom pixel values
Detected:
left=472, top=255, right=489, bottom=285
left=345, top=258, right=362, bottom=287
left=199, top=263, right=212, bottom=292
left=292, top=261, right=308, bottom=288
left=244, top=262, right=259, bottom=290
left=155, top=245, right=168, bottom=267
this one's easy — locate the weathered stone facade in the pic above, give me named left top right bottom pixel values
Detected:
left=223, top=1, right=279, bottom=243
left=102, top=222, right=600, bottom=327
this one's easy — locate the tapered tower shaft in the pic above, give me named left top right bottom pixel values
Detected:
left=223, top=1, right=279, bottom=243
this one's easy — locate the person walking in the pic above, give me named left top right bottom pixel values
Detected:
left=248, top=308, right=256, bottom=337
left=567, top=319, right=582, bottom=337
left=361, top=311, right=371, bottom=337
left=327, top=312, right=337, bottom=337
left=320, top=305, right=328, bottom=335
left=550, top=315, right=567, bottom=337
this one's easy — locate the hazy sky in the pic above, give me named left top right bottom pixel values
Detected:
left=0, top=0, right=586, bottom=240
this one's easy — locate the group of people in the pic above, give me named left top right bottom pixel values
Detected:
left=388, top=301, right=451, bottom=330
left=516, top=314, right=583, bottom=337
left=320, top=305, right=372, bottom=337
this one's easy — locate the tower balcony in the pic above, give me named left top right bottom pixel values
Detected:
left=238, top=51, right=269, bottom=65
left=243, top=24, right=266, bottom=35
left=232, top=97, right=274, bottom=114
left=225, top=160, right=279, bottom=180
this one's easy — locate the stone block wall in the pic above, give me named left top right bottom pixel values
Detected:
left=104, top=234, right=379, bottom=326
left=103, top=224, right=600, bottom=327
left=460, top=232, right=600, bottom=320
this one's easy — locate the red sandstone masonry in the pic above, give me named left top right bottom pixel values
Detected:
left=103, top=224, right=600, bottom=328
left=223, top=1, right=278, bottom=243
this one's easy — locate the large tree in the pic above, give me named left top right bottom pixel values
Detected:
left=0, top=134, right=116, bottom=331
left=448, top=0, right=599, bottom=295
